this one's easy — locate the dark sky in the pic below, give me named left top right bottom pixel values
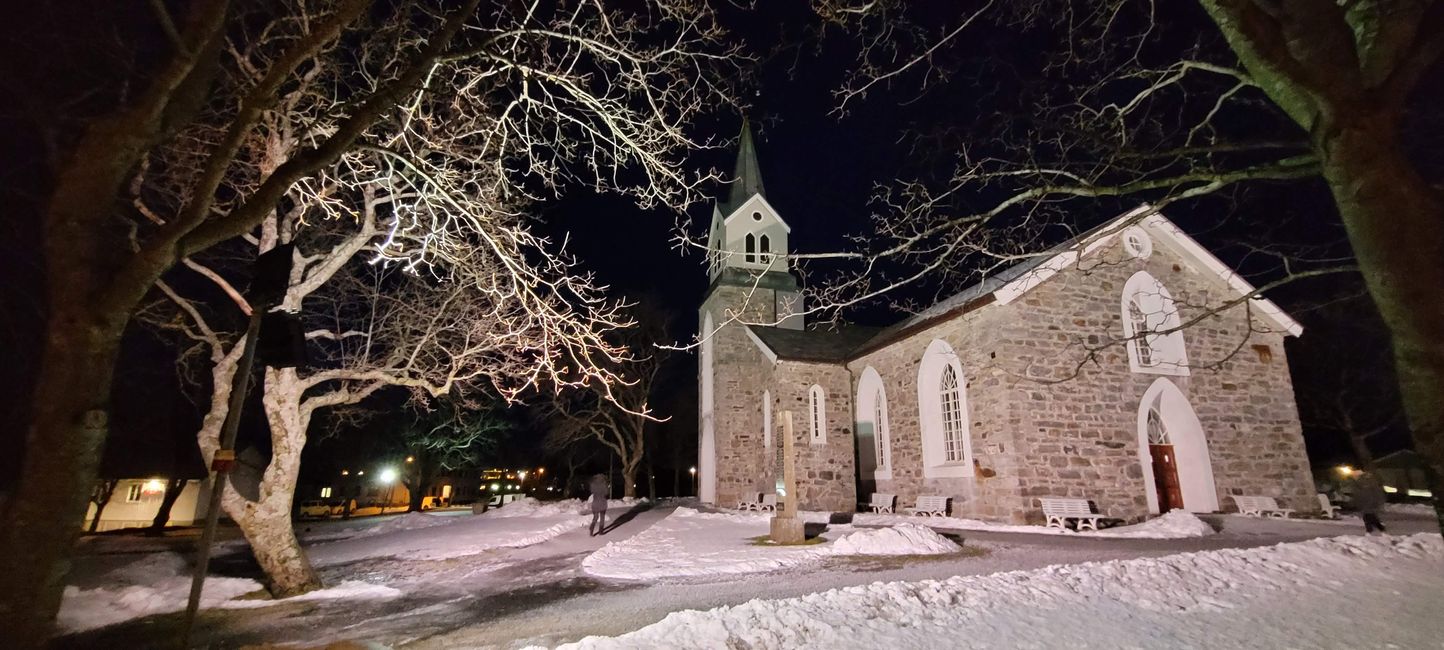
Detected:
left=3, top=2, right=1420, bottom=487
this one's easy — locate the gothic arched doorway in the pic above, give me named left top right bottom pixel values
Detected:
left=1136, top=378, right=1219, bottom=513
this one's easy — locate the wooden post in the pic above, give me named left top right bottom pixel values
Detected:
left=770, top=411, right=805, bottom=543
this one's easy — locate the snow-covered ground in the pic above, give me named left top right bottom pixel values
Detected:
left=58, top=498, right=637, bottom=634
left=558, top=533, right=1444, bottom=649
left=58, top=501, right=1441, bottom=647
left=583, top=508, right=961, bottom=580
left=305, top=497, right=639, bottom=566
left=55, top=552, right=401, bottom=634
left=853, top=508, right=1217, bottom=539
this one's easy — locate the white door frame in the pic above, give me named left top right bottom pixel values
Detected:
left=1136, top=378, right=1219, bottom=514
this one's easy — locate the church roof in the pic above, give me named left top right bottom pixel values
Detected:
left=749, top=324, right=885, bottom=363
left=853, top=205, right=1303, bottom=356
left=720, top=119, right=765, bottom=217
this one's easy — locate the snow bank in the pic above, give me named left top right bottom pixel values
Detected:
left=854, top=509, right=1216, bottom=539
left=370, top=511, right=455, bottom=535
left=824, top=524, right=959, bottom=556
left=1386, top=502, right=1436, bottom=516
left=1085, top=510, right=1216, bottom=539
left=584, top=509, right=962, bottom=580
left=559, top=533, right=1444, bottom=649
left=58, top=552, right=405, bottom=633
left=58, top=552, right=261, bottom=633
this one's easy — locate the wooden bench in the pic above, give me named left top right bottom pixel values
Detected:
left=868, top=493, right=897, bottom=514
left=904, top=495, right=950, bottom=517
left=1316, top=493, right=1339, bottom=519
left=735, top=492, right=762, bottom=511
left=1040, top=497, right=1104, bottom=531
left=757, top=494, right=778, bottom=512
left=1233, top=495, right=1295, bottom=518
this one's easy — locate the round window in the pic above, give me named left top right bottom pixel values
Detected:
left=752, top=211, right=763, bottom=222
left=1122, top=226, right=1153, bottom=259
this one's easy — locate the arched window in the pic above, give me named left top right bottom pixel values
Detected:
left=759, top=234, right=772, bottom=263
left=808, top=384, right=826, bottom=445
left=917, top=339, right=973, bottom=478
left=939, top=366, right=965, bottom=462
left=1146, top=407, right=1169, bottom=444
left=1121, top=271, right=1190, bottom=375
left=745, top=233, right=757, bottom=263
left=856, top=366, right=891, bottom=479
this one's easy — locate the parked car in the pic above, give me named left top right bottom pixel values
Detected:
left=297, top=500, right=337, bottom=519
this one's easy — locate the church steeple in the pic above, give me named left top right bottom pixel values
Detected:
left=722, top=119, right=765, bottom=217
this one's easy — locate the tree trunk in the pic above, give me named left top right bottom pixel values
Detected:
left=148, top=478, right=189, bottom=535
left=0, top=298, right=130, bottom=646
left=88, top=480, right=120, bottom=533
left=197, top=365, right=321, bottom=596
left=1317, top=113, right=1444, bottom=533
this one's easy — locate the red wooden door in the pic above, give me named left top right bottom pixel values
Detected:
left=1150, top=444, right=1184, bottom=511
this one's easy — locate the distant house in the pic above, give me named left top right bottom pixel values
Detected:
left=83, top=478, right=209, bottom=532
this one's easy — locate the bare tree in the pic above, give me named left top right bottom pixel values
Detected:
left=85, top=480, right=120, bottom=534
left=774, top=1, right=1444, bottom=529
left=7, top=0, right=742, bottom=637
left=543, top=309, right=672, bottom=499
left=146, top=478, right=190, bottom=536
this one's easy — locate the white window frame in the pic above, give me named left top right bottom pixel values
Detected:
left=917, top=338, right=974, bottom=478
left=1121, top=271, right=1190, bottom=376
left=125, top=483, right=143, bottom=503
left=745, top=233, right=757, bottom=263
left=939, top=365, right=966, bottom=462
left=856, top=366, right=892, bottom=480
left=808, top=384, right=826, bottom=445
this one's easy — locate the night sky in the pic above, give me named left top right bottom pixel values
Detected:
left=1, top=2, right=1418, bottom=489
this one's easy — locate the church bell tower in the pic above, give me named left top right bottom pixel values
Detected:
left=697, top=120, right=803, bottom=504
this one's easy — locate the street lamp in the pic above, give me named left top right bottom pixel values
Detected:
left=1336, top=464, right=1356, bottom=477
left=379, top=468, right=398, bottom=513
left=689, top=466, right=697, bottom=496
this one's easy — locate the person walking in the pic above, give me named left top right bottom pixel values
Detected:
left=588, top=474, right=610, bottom=536
left=1352, top=470, right=1388, bottom=535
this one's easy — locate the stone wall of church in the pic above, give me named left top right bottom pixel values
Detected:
left=703, top=284, right=779, bottom=509
left=992, top=235, right=1316, bottom=521
left=845, top=232, right=1315, bottom=523
left=772, top=361, right=857, bottom=512
left=848, top=307, right=1031, bottom=522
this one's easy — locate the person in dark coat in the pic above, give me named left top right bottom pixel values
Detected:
left=1352, top=470, right=1388, bottom=534
left=588, top=474, right=610, bottom=536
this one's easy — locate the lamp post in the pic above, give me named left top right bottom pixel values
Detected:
left=689, top=466, right=697, bottom=496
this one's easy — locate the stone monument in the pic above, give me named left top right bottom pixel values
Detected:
left=769, top=410, right=806, bottom=543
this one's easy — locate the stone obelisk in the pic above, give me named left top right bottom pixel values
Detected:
left=770, top=410, right=805, bottom=543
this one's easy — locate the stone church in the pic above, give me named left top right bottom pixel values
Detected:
left=697, top=126, right=1319, bottom=523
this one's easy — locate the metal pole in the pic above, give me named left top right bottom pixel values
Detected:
left=180, top=309, right=263, bottom=647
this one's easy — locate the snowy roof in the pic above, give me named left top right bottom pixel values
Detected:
left=852, top=205, right=1303, bottom=355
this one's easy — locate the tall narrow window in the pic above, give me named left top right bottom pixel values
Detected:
left=808, top=384, right=826, bottom=445
left=1128, top=300, right=1154, bottom=366
left=126, top=484, right=143, bottom=503
left=745, top=233, right=757, bottom=263
left=874, top=388, right=891, bottom=470
left=762, top=390, right=772, bottom=454
left=918, top=339, right=972, bottom=478
left=759, top=234, right=772, bottom=263
left=939, top=366, right=966, bottom=462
